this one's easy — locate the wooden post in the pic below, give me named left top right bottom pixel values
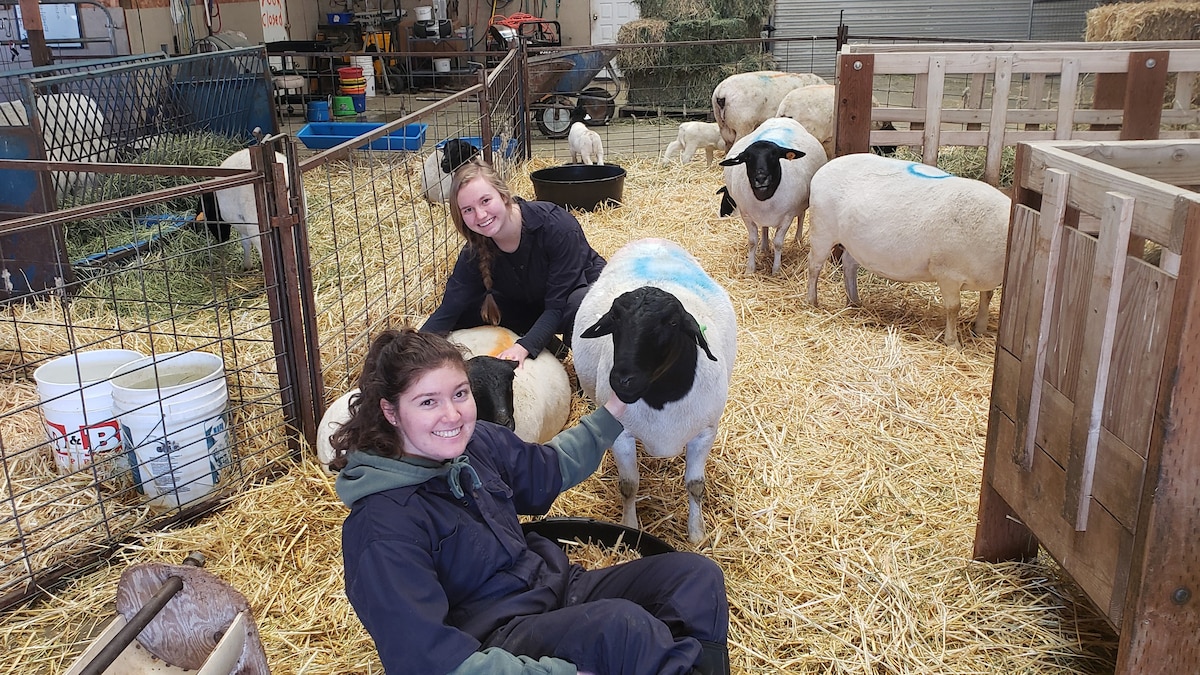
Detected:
left=1121, top=51, right=1169, bottom=141
left=835, top=53, right=874, bottom=158
left=18, top=0, right=52, bottom=66
left=1116, top=198, right=1200, bottom=674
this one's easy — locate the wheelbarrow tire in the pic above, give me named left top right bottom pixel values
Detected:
left=536, top=94, right=576, bottom=138
left=579, top=87, right=616, bottom=126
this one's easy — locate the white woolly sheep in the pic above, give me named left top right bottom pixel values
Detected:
left=421, top=138, right=481, bottom=203
left=711, top=70, right=826, bottom=148
left=212, top=147, right=290, bottom=270
left=806, top=153, right=1013, bottom=349
left=775, top=84, right=898, bottom=159
left=568, top=121, right=604, bottom=165
left=719, top=117, right=827, bottom=275
left=315, top=326, right=571, bottom=467
left=572, top=238, right=737, bottom=544
left=0, top=93, right=115, bottom=201
left=661, top=121, right=726, bottom=167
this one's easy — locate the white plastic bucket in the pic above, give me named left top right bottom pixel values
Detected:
left=414, top=5, right=433, bottom=21
left=352, top=55, right=376, bottom=97
left=433, top=58, right=452, bottom=73
left=110, top=351, right=233, bottom=511
left=33, top=349, right=146, bottom=475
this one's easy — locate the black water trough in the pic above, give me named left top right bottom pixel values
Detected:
left=530, top=164, right=626, bottom=212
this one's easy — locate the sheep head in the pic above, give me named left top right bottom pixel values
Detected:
left=464, top=355, right=518, bottom=431
left=719, top=140, right=807, bottom=202
left=579, top=286, right=716, bottom=409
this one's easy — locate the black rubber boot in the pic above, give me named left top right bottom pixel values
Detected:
left=693, top=640, right=730, bottom=675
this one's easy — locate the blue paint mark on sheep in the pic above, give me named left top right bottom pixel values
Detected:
left=749, top=126, right=800, bottom=148
left=623, top=246, right=721, bottom=297
left=906, top=163, right=952, bottom=179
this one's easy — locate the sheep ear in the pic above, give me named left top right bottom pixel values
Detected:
left=718, top=155, right=743, bottom=167
left=579, top=311, right=616, bottom=339
left=783, top=149, right=807, bottom=160
left=682, top=312, right=718, bottom=362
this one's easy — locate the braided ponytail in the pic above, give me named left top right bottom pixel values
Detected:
left=448, top=158, right=514, bottom=326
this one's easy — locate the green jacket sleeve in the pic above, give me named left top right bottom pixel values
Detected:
left=448, top=647, right=577, bottom=675
left=547, top=406, right=624, bottom=490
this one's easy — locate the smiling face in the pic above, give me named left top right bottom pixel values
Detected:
left=381, top=363, right=477, bottom=462
left=457, top=176, right=518, bottom=243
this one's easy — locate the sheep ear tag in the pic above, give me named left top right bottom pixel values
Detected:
left=784, top=150, right=806, bottom=160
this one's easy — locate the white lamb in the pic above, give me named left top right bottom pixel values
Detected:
left=213, top=147, right=290, bottom=270
left=719, top=117, right=827, bottom=274
left=711, top=70, right=826, bottom=148
left=0, top=93, right=115, bottom=202
left=315, top=326, right=571, bottom=468
left=573, top=238, right=737, bottom=544
left=806, top=153, right=1013, bottom=349
left=661, top=121, right=726, bottom=167
left=568, top=122, right=604, bottom=165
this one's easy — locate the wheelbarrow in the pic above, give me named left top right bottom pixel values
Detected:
left=527, top=47, right=621, bottom=138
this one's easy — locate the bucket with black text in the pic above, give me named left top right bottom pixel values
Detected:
left=111, top=351, right=233, bottom=511
left=33, top=349, right=146, bottom=475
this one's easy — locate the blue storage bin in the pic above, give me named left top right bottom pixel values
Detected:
left=436, top=135, right=519, bottom=159
left=297, top=122, right=427, bottom=151
left=327, top=12, right=353, bottom=24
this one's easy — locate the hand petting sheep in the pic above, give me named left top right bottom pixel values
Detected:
left=719, top=117, right=827, bottom=275
left=573, top=238, right=736, bottom=544
left=568, top=122, right=605, bottom=165
left=806, top=153, right=1012, bottom=349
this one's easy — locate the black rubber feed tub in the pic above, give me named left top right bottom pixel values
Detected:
left=530, top=164, right=626, bottom=212
left=521, top=517, right=675, bottom=557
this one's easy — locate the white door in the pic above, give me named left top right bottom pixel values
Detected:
left=590, top=0, right=639, bottom=45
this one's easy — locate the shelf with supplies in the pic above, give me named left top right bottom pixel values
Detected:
left=398, top=25, right=475, bottom=88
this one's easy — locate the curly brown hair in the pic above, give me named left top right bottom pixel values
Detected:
left=448, top=158, right=515, bottom=326
left=327, top=327, right=466, bottom=471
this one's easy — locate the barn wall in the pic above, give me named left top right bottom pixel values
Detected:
left=773, top=0, right=1101, bottom=78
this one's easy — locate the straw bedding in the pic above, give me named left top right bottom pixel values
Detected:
left=0, top=156, right=1117, bottom=673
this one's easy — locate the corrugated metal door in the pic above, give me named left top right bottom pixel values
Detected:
left=771, top=1, right=1096, bottom=78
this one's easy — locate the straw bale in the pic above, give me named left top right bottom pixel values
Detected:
left=616, top=20, right=670, bottom=71
left=0, top=157, right=1119, bottom=673
left=1085, top=1, right=1200, bottom=41
left=632, top=0, right=715, bottom=21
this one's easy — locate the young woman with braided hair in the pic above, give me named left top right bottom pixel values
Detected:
left=420, top=159, right=606, bottom=367
left=332, top=328, right=731, bottom=675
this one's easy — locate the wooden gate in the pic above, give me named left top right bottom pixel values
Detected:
left=975, top=139, right=1200, bottom=672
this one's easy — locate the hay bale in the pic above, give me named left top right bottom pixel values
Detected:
left=1085, top=1, right=1200, bottom=41
left=632, top=0, right=714, bottom=21
left=616, top=19, right=670, bottom=71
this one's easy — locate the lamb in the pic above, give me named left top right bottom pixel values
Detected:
left=446, top=325, right=571, bottom=444
left=775, top=84, right=898, bottom=159
left=661, top=121, right=726, bottom=167
left=212, top=147, right=291, bottom=270
left=568, top=121, right=604, bottom=165
left=315, top=326, right=571, bottom=467
left=421, top=138, right=481, bottom=202
left=719, top=117, right=827, bottom=274
left=806, top=153, right=1013, bottom=349
left=711, top=70, right=826, bottom=148
left=572, top=238, right=737, bottom=543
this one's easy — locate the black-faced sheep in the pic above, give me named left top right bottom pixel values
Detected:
left=711, top=70, right=826, bottom=148
left=421, top=138, right=481, bottom=202
left=211, top=147, right=291, bottom=270
left=719, top=117, right=827, bottom=275
left=806, top=153, right=1012, bottom=349
left=572, top=238, right=737, bottom=544
left=661, top=121, right=726, bottom=167
left=568, top=122, right=604, bottom=165
left=315, top=326, right=571, bottom=467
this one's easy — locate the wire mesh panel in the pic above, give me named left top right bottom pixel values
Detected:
left=0, top=137, right=304, bottom=611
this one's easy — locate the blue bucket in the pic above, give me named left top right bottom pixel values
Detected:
left=306, top=100, right=331, bottom=122
left=350, top=93, right=367, bottom=114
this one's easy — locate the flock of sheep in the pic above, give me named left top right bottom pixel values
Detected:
left=309, top=71, right=1015, bottom=547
